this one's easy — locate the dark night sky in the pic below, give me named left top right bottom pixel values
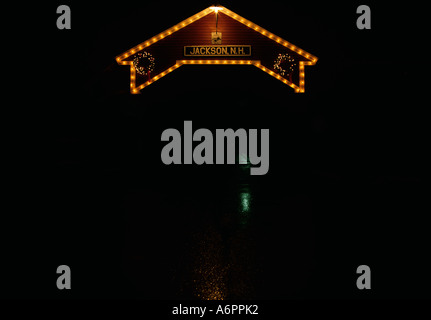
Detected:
left=3, top=0, right=428, bottom=304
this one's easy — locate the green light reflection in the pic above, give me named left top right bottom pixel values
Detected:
left=240, top=192, right=251, bottom=213
left=238, top=186, right=252, bottom=225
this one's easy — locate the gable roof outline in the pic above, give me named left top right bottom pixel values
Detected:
left=116, top=5, right=318, bottom=93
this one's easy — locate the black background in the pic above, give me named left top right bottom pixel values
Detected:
left=3, top=0, right=429, bottom=304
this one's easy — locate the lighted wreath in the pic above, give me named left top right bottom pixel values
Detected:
left=273, top=53, right=296, bottom=77
left=133, top=51, right=155, bottom=76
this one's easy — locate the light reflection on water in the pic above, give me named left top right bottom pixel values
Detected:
left=191, top=181, right=255, bottom=300
left=191, top=226, right=229, bottom=300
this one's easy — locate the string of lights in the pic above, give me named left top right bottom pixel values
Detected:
left=131, top=60, right=302, bottom=94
